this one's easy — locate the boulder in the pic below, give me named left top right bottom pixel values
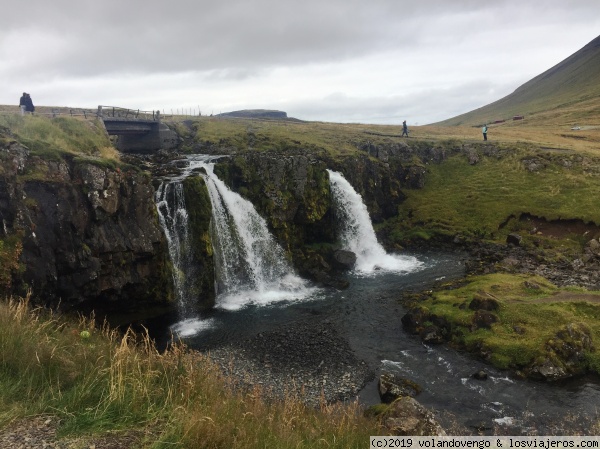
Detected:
left=401, top=307, right=430, bottom=334
left=468, top=294, right=500, bottom=311
left=506, top=233, right=523, bottom=246
left=332, top=249, right=356, bottom=270
left=378, top=373, right=421, bottom=403
left=374, top=397, right=446, bottom=436
left=472, top=370, right=488, bottom=380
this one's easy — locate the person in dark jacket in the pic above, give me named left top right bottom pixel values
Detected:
left=19, top=93, right=35, bottom=113
left=401, top=120, right=409, bottom=137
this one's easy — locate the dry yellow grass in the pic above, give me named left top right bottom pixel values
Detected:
left=412, top=122, right=600, bottom=154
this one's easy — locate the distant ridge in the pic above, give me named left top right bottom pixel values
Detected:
left=217, top=109, right=288, bottom=119
left=435, top=35, right=600, bottom=126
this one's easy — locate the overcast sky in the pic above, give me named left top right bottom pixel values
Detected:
left=2, top=1, right=599, bottom=125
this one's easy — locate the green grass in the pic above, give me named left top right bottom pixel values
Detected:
left=0, top=114, right=147, bottom=181
left=387, top=148, right=600, bottom=246
left=414, top=273, right=600, bottom=372
left=178, top=115, right=425, bottom=159
left=0, top=297, right=381, bottom=447
left=0, top=114, right=112, bottom=157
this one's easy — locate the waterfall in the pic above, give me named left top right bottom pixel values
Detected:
left=156, top=156, right=221, bottom=336
left=197, top=160, right=314, bottom=311
left=156, top=180, right=195, bottom=317
left=327, top=169, right=422, bottom=275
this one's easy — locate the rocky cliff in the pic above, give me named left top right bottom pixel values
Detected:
left=0, top=128, right=172, bottom=313
left=0, top=119, right=454, bottom=312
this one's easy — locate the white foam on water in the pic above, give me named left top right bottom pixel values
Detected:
left=494, top=416, right=515, bottom=426
left=170, top=317, right=216, bottom=337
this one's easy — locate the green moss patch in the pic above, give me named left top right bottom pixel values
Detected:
left=408, top=273, right=600, bottom=374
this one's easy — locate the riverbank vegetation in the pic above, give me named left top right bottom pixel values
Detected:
left=384, top=145, right=600, bottom=247
left=0, top=296, right=380, bottom=447
left=402, top=273, right=600, bottom=378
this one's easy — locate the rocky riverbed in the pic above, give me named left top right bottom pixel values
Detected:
left=207, top=320, right=373, bottom=407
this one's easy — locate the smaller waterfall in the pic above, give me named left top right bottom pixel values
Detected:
left=327, top=169, right=422, bottom=275
left=156, top=155, right=220, bottom=336
left=156, top=180, right=195, bottom=316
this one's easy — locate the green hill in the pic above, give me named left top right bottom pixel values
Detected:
left=435, top=35, right=600, bottom=127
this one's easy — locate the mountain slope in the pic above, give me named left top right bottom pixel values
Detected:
left=435, top=35, right=600, bottom=126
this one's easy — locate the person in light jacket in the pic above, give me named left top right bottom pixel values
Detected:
left=482, top=124, right=488, bottom=141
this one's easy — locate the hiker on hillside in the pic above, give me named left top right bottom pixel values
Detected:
left=19, top=93, right=35, bottom=113
left=482, top=124, right=488, bottom=141
left=402, top=120, right=409, bottom=137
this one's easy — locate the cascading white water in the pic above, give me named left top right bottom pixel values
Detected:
left=157, top=155, right=314, bottom=335
left=327, top=169, right=422, bottom=275
left=156, top=156, right=221, bottom=335
left=156, top=181, right=194, bottom=316
left=197, top=160, right=314, bottom=311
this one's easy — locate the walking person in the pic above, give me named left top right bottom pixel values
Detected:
left=482, top=124, right=488, bottom=141
left=401, top=120, right=409, bottom=137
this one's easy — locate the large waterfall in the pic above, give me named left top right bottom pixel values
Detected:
left=157, top=156, right=314, bottom=325
left=198, top=160, right=313, bottom=311
left=327, top=169, right=422, bottom=275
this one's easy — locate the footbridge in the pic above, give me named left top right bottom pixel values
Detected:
left=97, top=106, right=178, bottom=153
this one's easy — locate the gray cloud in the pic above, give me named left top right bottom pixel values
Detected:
left=2, top=0, right=599, bottom=123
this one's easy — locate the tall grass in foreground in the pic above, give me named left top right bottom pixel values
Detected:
left=0, top=297, right=381, bottom=448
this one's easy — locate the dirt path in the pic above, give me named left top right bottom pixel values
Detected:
left=508, top=291, right=600, bottom=304
left=0, top=415, right=143, bottom=449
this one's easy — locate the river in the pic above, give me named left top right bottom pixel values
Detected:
left=149, top=155, right=600, bottom=435
left=148, top=250, right=600, bottom=435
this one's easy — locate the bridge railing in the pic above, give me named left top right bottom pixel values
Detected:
left=97, top=106, right=160, bottom=121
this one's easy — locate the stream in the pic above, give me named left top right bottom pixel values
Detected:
left=152, top=250, right=600, bottom=434
left=149, top=155, right=600, bottom=434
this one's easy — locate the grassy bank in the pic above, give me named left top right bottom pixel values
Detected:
left=384, top=145, right=600, bottom=248
left=405, top=273, right=600, bottom=375
left=0, top=297, right=380, bottom=448
left=0, top=113, right=121, bottom=171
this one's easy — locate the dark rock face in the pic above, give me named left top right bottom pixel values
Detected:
left=327, top=154, right=406, bottom=223
left=471, top=310, right=498, bottom=330
left=214, top=151, right=333, bottom=249
left=179, top=176, right=215, bottom=310
left=0, top=140, right=172, bottom=311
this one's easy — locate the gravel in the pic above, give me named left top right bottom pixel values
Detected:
left=208, top=319, right=374, bottom=407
